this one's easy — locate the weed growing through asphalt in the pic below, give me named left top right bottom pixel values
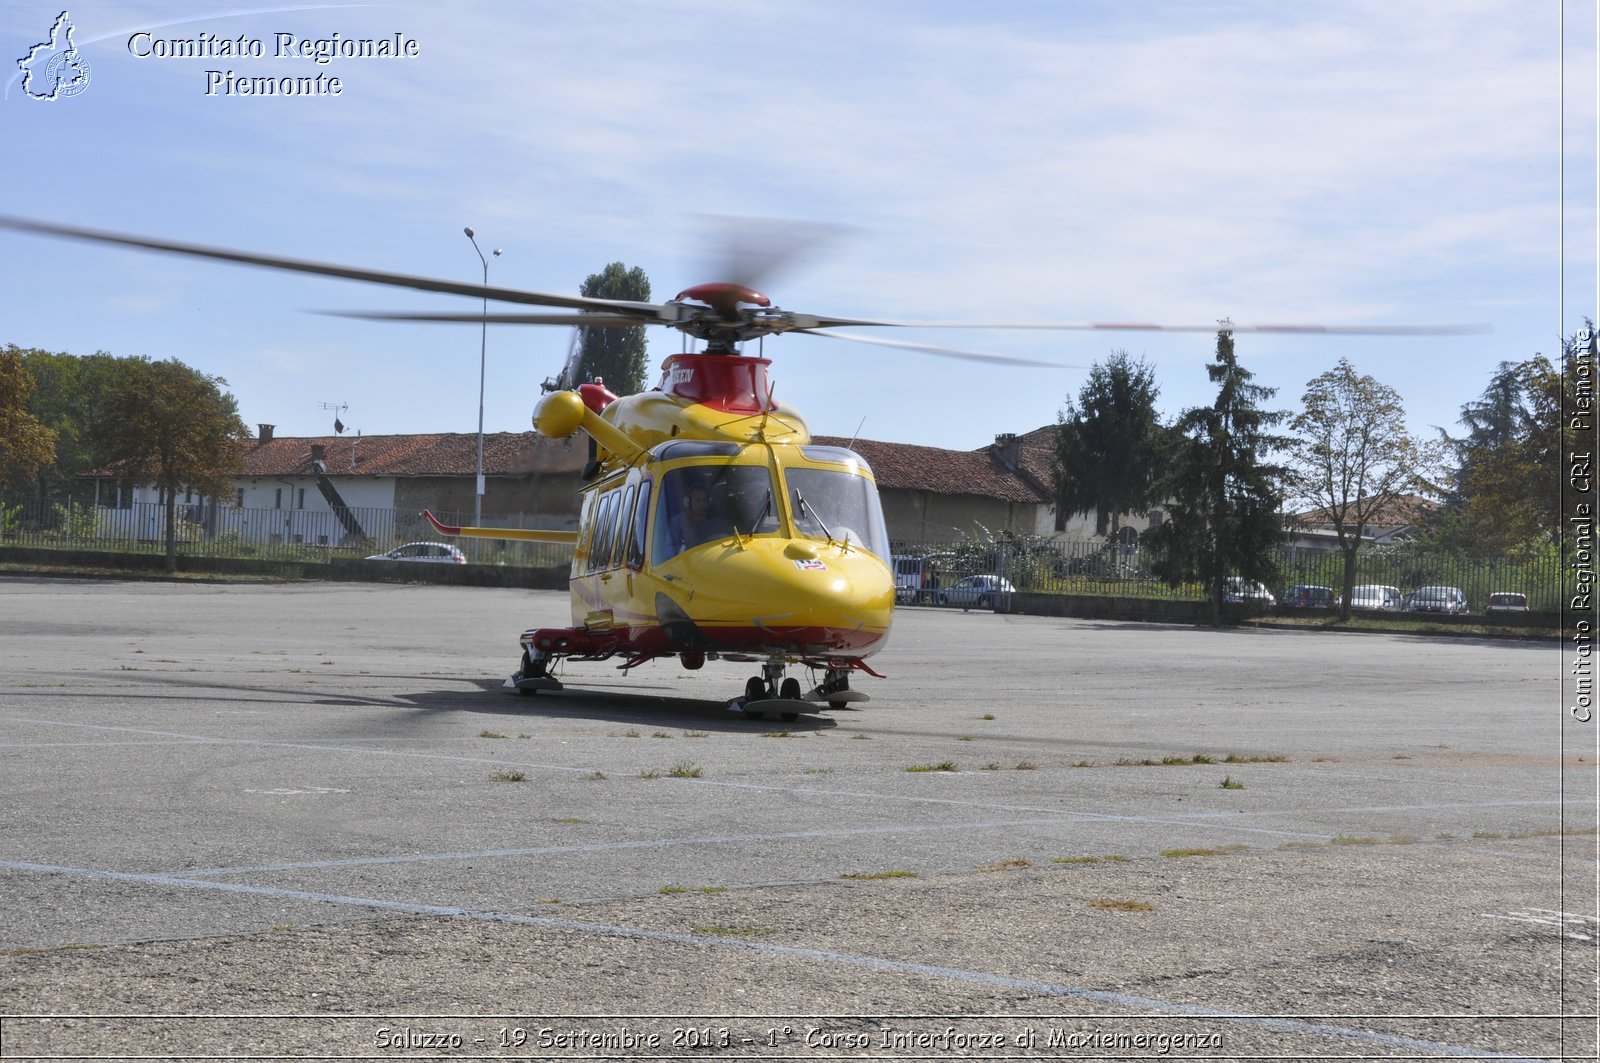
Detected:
left=1089, top=898, right=1155, bottom=912
left=1219, top=775, right=1245, bottom=790
left=659, top=886, right=688, bottom=895
left=979, top=858, right=1033, bottom=872
left=762, top=730, right=796, bottom=738
left=639, top=769, right=660, bottom=779
left=478, top=730, right=508, bottom=739
left=682, top=730, right=709, bottom=738
left=980, top=713, right=995, bottom=720
left=906, top=760, right=958, bottom=773
left=668, top=762, right=703, bottom=778
left=1014, top=760, right=1037, bottom=771
left=1054, top=855, right=1130, bottom=865
left=841, top=870, right=919, bottom=880
left=1161, top=845, right=1247, bottom=859
left=583, top=771, right=606, bottom=781
left=489, top=771, right=526, bottom=783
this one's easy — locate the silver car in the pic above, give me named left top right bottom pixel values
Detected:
left=1405, top=585, right=1468, bottom=614
left=939, top=574, right=1014, bottom=609
left=366, top=542, right=467, bottom=565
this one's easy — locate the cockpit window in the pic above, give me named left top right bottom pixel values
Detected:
left=785, top=466, right=889, bottom=560
left=653, top=463, right=778, bottom=563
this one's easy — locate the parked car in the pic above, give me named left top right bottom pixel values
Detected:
left=366, top=542, right=467, bottom=565
left=1224, top=577, right=1276, bottom=606
left=1484, top=592, right=1529, bottom=615
left=1283, top=585, right=1338, bottom=609
left=1405, top=585, right=1468, bottom=614
left=1348, top=584, right=1403, bottom=611
left=939, top=574, right=1014, bottom=609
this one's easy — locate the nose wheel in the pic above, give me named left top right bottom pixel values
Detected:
left=738, top=659, right=803, bottom=721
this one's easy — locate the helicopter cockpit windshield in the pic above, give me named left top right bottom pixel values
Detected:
left=649, top=443, right=890, bottom=565
left=787, top=449, right=890, bottom=560
left=655, top=462, right=779, bottom=562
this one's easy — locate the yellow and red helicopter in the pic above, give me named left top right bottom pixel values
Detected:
left=0, top=216, right=1488, bottom=718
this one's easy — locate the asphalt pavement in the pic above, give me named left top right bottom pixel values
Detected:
left=0, top=577, right=1593, bottom=1060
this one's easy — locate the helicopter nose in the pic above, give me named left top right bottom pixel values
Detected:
left=660, top=538, right=894, bottom=652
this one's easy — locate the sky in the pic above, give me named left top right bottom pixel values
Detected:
left=3, top=1, right=1596, bottom=455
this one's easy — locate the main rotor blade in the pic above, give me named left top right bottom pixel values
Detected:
left=804, top=318, right=1493, bottom=336
left=797, top=329, right=1088, bottom=368
left=319, top=310, right=651, bottom=327
left=0, top=215, right=666, bottom=318
left=698, top=215, right=849, bottom=294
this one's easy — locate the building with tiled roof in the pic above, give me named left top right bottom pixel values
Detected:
left=105, top=422, right=1151, bottom=550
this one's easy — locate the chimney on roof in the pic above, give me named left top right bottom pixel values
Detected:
left=258, top=424, right=275, bottom=443
left=994, top=433, right=1020, bottom=471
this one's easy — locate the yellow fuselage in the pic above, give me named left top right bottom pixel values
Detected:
left=532, top=353, right=895, bottom=667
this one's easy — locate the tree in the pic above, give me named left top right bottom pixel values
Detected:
left=0, top=347, right=58, bottom=494
left=1144, top=329, right=1290, bottom=623
left=1053, top=350, right=1163, bottom=537
left=106, top=358, right=251, bottom=572
left=577, top=263, right=652, bottom=395
left=8, top=346, right=125, bottom=505
left=1287, top=358, right=1442, bottom=620
left=1434, top=355, right=1556, bottom=555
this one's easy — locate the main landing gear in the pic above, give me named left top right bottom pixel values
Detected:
left=735, top=658, right=869, bottom=720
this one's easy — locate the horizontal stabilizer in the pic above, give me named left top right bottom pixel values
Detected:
left=423, top=509, right=578, bottom=544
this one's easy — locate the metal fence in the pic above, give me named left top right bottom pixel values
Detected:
left=0, top=496, right=1563, bottom=611
left=0, top=498, right=576, bottom=570
left=889, top=536, right=1564, bottom=613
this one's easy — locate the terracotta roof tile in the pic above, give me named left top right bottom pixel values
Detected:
left=239, top=431, right=586, bottom=478
left=813, top=431, right=1052, bottom=504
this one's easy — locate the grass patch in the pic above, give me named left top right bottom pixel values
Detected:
left=478, top=730, right=508, bottom=739
left=906, top=760, right=958, bottom=773
left=762, top=730, right=796, bottom=738
left=1219, top=775, right=1245, bottom=790
left=1225, top=753, right=1288, bottom=764
left=1014, top=760, right=1037, bottom=771
left=850, top=732, right=871, bottom=740
left=1330, top=835, right=1382, bottom=846
left=489, top=771, right=526, bottom=783
left=682, top=730, right=709, bottom=738
left=841, top=870, right=919, bottom=880
left=982, top=762, right=1001, bottom=771
left=659, top=886, right=688, bottom=894
left=1161, top=844, right=1247, bottom=859
left=1054, top=855, right=1130, bottom=865
left=583, top=770, right=606, bottom=781
left=980, top=713, right=995, bottom=720
left=958, top=735, right=973, bottom=742
left=979, top=858, right=1033, bottom=871
left=1089, top=898, right=1155, bottom=912
left=667, top=762, right=703, bottom=778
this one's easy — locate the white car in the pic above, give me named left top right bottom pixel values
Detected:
left=366, top=542, right=467, bottom=565
left=1348, top=584, right=1402, bottom=611
left=1224, top=577, right=1276, bottom=606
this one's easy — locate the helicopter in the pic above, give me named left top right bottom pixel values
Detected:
left=0, top=215, right=1490, bottom=719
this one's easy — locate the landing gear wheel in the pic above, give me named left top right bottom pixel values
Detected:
left=517, top=650, right=543, bottom=696
left=821, top=670, right=851, bottom=710
left=780, top=677, right=801, bottom=700
left=745, top=676, right=767, bottom=702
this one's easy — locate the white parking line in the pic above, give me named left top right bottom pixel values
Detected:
left=0, top=859, right=1554, bottom=1062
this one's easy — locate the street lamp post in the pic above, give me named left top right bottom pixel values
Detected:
left=464, top=227, right=501, bottom=558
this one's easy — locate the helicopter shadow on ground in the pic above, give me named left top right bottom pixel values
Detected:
left=391, top=679, right=841, bottom=734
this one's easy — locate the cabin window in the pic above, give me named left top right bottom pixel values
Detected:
left=626, top=481, right=651, bottom=569
left=589, top=492, right=618, bottom=572
left=653, top=464, right=777, bottom=564
left=609, top=485, right=637, bottom=569
left=785, top=466, right=890, bottom=560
